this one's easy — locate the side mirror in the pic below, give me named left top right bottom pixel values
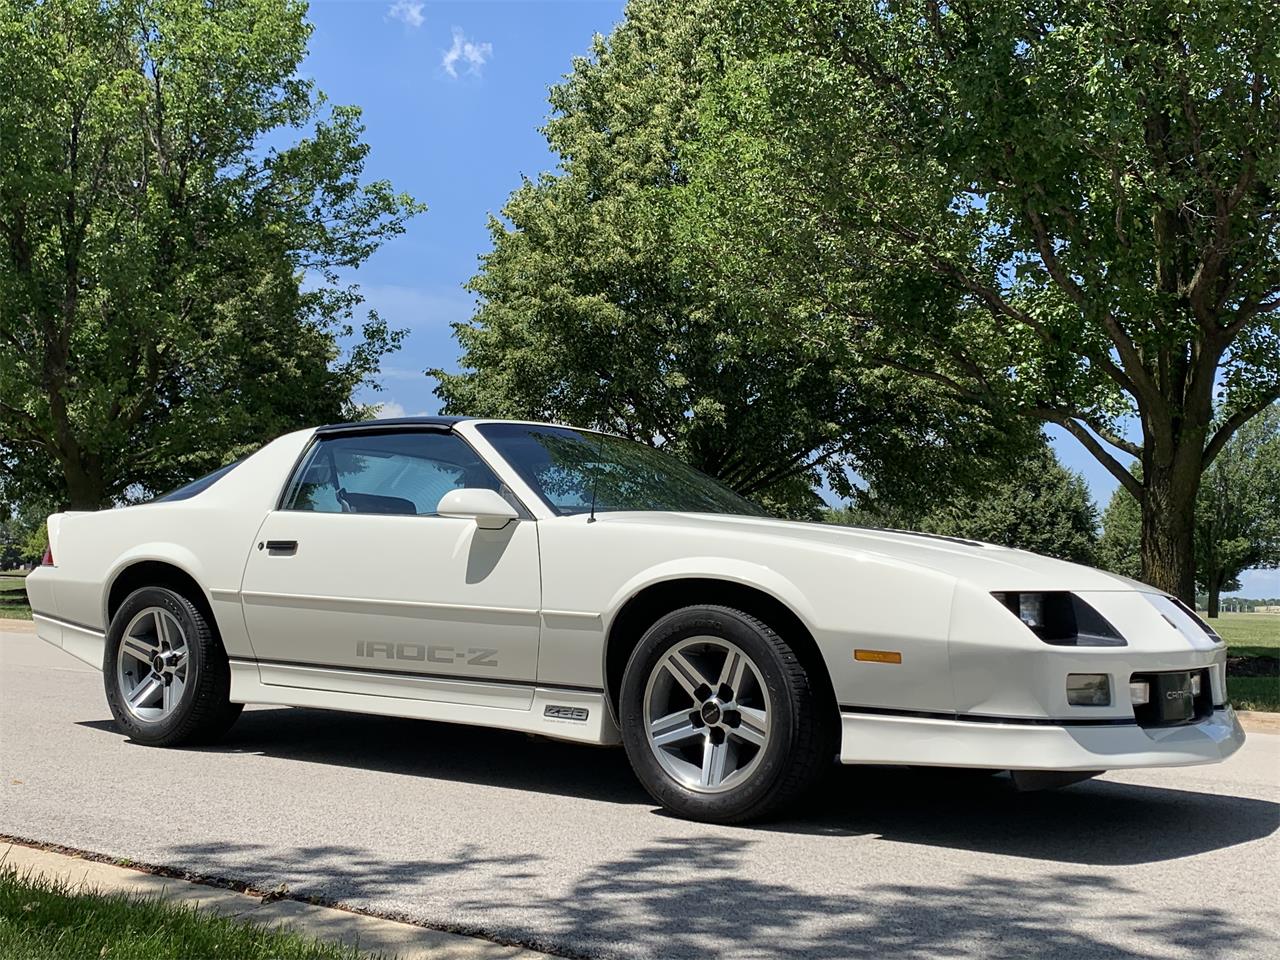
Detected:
left=436, top=488, right=519, bottom=530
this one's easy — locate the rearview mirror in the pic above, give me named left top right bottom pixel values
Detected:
left=436, top=488, right=519, bottom=529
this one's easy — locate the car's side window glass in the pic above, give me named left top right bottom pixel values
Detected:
left=283, top=431, right=503, bottom=516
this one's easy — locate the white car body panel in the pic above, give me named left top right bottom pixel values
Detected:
left=24, top=417, right=1245, bottom=769
left=240, top=510, right=542, bottom=681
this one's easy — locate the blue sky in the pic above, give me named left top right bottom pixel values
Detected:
left=302, top=0, right=625, bottom=419
left=300, top=1, right=1277, bottom=598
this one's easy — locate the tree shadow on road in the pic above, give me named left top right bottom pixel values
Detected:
left=761, top=763, right=1280, bottom=865
left=499, top=835, right=1269, bottom=959
left=160, top=832, right=1272, bottom=960
left=86, top=705, right=1278, bottom=869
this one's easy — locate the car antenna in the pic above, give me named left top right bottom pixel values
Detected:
left=587, top=432, right=601, bottom=524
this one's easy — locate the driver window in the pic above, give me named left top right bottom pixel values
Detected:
left=283, top=431, right=503, bottom=516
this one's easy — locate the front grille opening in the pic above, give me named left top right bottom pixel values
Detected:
left=1130, top=669, right=1213, bottom=728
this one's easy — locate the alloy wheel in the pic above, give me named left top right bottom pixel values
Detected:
left=643, top=636, right=772, bottom=793
left=116, top=607, right=190, bottom=722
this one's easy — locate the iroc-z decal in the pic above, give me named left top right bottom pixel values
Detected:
left=355, top=641, right=498, bottom=667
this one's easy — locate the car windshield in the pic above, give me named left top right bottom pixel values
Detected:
left=477, top=423, right=768, bottom=518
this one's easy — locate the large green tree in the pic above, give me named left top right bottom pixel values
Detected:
left=435, top=0, right=1030, bottom=516
left=0, top=0, right=422, bottom=509
left=686, top=0, right=1280, bottom=600
left=1100, top=405, right=1280, bottom=614
left=830, top=441, right=1099, bottom=565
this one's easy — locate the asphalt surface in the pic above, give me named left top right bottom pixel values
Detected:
left=2, top=626, right=1277, bottom=960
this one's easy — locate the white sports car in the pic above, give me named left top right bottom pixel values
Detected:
left=26, top=417, right=1244, bottom=822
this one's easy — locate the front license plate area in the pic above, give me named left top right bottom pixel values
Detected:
left=1151, top=672, right=1195, bottom=724
left=1131, top=669, right=1211, bottom=728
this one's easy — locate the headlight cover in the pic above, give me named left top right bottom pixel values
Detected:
left=991, top=591, right=1126, bottom=646
left=1170, top=597, right=1224, bottom=644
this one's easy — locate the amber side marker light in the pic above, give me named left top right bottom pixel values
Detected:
left=854, top=649, right=902, bottom=664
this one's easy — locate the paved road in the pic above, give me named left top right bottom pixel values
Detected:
left=3, top=627, right=1277, bottom=960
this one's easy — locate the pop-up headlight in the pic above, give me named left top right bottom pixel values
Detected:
left=991, top=592, right=1126, bottom=646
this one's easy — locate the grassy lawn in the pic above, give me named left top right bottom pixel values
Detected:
left=1211, top=614, right=1279, bottom=712
left=1210, top=611, right=1280, bottom=649
left=1226, top=677, right=1280, bottom=713
left=0, top=575, right=31, bottom=621
left=0, top=865, right=378, bottom=960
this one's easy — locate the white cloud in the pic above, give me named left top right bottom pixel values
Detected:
left=442, top=27, right=492, bottom=78
left=387, top=1, right=424, bottom=28
left=377, top=366, right=428, bottom=382
left=358, top=283, right=475, bottom=331
left=373, top=401, right=431, bottom=420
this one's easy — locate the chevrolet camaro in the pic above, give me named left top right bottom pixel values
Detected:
left=25, top=417, right=1245, bottom=822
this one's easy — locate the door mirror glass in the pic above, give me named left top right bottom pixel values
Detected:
left=436, top=488, right=520, bottom=529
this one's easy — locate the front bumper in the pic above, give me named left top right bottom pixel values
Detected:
left=838, top=706, right=1245, bottom=771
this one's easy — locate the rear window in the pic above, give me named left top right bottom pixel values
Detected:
left=153, top=460, right=243, bottom=503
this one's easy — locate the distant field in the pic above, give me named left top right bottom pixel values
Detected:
left=1211, top=612, right=1280, bottom=649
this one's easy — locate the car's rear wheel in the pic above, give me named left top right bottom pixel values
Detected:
left=103, top=586, right=242, bottom=746
left=619, top=605, right=832, bottom=823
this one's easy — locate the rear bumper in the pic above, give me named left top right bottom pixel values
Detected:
left=25, top=566, right=105, bottom=669
left=839, top=706, right=1245, bottom=771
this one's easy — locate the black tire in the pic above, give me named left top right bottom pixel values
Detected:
left=619, top=604, right=833, bottom=824
left=103, top=586, right=243, bottom=746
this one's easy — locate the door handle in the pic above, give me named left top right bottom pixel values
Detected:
left=263, top=540, right=298, bottom=555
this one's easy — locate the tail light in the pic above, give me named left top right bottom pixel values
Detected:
left=41, top=544, right=54, bottom=566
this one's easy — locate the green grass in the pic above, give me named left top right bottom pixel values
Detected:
left=0, top=577, right=30, bottom=621
left=1210, top=614, right=1279, bottom=711
left=0, top=864, right=379, bottom=960
left=1210, top=612, right=1280, bottom=649
left=1226, top=676, right=1280, bottom=713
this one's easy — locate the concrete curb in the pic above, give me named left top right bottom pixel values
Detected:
left=0, top=842, right=553, bottom=960
left=0, top=617, right=34, bottom=632
left=1236, top=710, right=1280, bottom=733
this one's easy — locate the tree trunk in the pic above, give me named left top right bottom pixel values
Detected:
left=59, top=448, right=106, bottom=512
left=1207, top=569, right=1223, bottom=619
left=1139, top=460, right=1199, bottom=604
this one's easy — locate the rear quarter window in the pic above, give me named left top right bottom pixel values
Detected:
left=152, top=460, right=244, bottom=503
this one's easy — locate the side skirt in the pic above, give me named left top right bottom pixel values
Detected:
left=228, top=659, right=621, bottom=746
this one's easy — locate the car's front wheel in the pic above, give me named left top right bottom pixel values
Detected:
left=103, top=586, right=243, bottom=746
left=619, top=605, right=832, bottom=823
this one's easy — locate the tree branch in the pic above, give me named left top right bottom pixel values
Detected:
left=1052, top=416, right=1143, bottom=500
left=1203, top=390, right=1280, bottom=468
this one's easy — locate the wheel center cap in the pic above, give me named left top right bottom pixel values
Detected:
left=152, top=654, right=166, bottom=674
left=700, top=701, right=722, bottom=725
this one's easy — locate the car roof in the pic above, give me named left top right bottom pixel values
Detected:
left=313, top=416, right=474, bottom=435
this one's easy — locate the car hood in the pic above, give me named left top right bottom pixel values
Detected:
left=597, top=512, right=1155, bottom=593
